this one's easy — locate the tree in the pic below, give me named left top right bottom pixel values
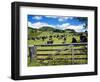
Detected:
left=74, top=17, right=88, bottom=29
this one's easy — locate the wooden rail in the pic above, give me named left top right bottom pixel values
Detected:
left=29, top=43, right=87, bottom=47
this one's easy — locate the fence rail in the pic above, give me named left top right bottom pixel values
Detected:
left=36, top=58, right=87, bottom=60
left=29, top=43, right=87, bottom=47
left=37, top=48, right=87, bottom=51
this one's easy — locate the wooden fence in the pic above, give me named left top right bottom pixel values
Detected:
left=28, top=43, right=87, bottom=65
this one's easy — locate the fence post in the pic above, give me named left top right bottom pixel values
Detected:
left=29, top=45, right=37, bottom=63
left=71, top=45, right=74, bottom=64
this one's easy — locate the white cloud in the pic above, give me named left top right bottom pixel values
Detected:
left=57, top=23, right=70, bottom=29
left=56, top=23, right=86, bottom=32
left=64, top=17, right=73, bottom=20
left=32, top=16, right=42, bottom=20
left=58, top=18, right=64, bottom=22
left=45, top=16, right=58, bottom=18
left=63, top=24, right=85, bottom=32
left=44, top=16, right=73, bottom=22
left=28, top=21, right=33, bottom=28
left=58, top=17, right=73, bottom=22
left=28, top=22, right=55, bottom=29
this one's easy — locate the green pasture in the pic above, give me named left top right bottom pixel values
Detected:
left=28, top=31, right=88, bottom=66
left=28, top=31, right=80, bottom=45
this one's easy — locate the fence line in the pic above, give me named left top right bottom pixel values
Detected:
left=29, top=42, right=87, bottom=47
left=28, top=43, right=87, bottom=64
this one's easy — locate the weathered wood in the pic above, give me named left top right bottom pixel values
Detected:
left=28, top=43, right=87, bottom=63
left=29, top=43, right=87, bottom=47
left=36, top=53, right=87, bottom=56
left=29, top=46, right=37, bottom=62
left=36, top=58, right=87, bottom=60
left=37, top=49, right=69, bottom=51
left=71, top=45, right=74, bottom=64
left=37, top=48, right=87, bottom=51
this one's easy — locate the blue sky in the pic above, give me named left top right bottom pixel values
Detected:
left=28, top=15, right=87, bottom=32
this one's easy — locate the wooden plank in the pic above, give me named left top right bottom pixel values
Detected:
left=29, top=43, right=87, bottom=47
left=37, top=49, right=69, bottom=51
left=37, top=48, right=87, bottom=51
left=36, top=58, right=87, bottom=60
left=71, top=45, right=74, bottom=64
left=36, top=53, right=87, bottom=56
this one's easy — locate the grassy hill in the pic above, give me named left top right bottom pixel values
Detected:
left=39, top=26, right=55, bottom=31
left=28, top=26, right=77, bottom=37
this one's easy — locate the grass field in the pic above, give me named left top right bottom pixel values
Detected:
left=28, top=31, right=80, bottom=45
left=28, top=29, right=88, bottom=66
